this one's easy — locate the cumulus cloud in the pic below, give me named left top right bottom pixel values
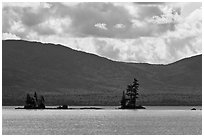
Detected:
left=3, top=3, right=54, bottom=36
left=2, top=33, right=21, bottom=40
left=163, top=7, right=201, bottom=39
left=94, top=23, right=108, bottom=30
left=3, top=2, right=51, bottom=8
left=148, top=6, right=182, bottom=25
left=51, top=2, right=179, bottom=39
left=94, top=39, right=120, bottom=60
left=2, top=2, right=184, bottom=39
left=150, top=12, right=181, bottom=24
left=134, top=2, right=165, bottom=5
left=131, top=19, right=146, bottom=28
left=35, top=17, right=72, bottom=35
left=114, top=24, right=126, bottom=29
left=61, top=2, right=134, bottom=38
left=91, top=38, right=171, bottom=64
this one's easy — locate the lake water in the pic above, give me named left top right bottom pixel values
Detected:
left=2, top=106, right=202, bottom=135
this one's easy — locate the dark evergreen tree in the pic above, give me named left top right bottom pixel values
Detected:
left=120, top=78, right=140, bottom=109
left=126, top=84, right=133, bottom=102
left=132, top=78, right=139, bottom=106
left=38, top=95, right=45, bottom=109
left=41, top=96, right=45, bottom=103
left=31, top=97, right=37, bottom=108
left=34, top=92, right=38, bottom=102
left=26, top=93, right=32, bottom=105
left=24, top=94, right=35, bottom=108
left=120, top=91, right=126, bottom=109
left=24, top=92, right=46, bottom=109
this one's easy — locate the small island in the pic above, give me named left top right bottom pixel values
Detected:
left=15, top=92, right=103, bottom=110
left=120, top=78, right=145, bottom=109
left=16, top=78, right=145, bottom=110
left=24, top=92, right=45, bottom=109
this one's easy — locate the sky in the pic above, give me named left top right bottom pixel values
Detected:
left=2, top=2, right=202, bottom=64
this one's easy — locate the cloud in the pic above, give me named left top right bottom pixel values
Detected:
left=136, top=4, right=163, bottom=19
left=91, top=38, right=171, bottom=64
left=3, top=3, right=53, bottom=35
left=34, top=17, right=72, bottom=35
left=94, top=23, right=108, bottom=30
left=131, top=19, right=146, bottom=28
left=61, top=2, right=134, bottom=38
left=3, top=2, right=51, bottom=8
left=163, top=7, right=201, bottom=39
left=134, top=2, right=165, bottom=5
left=148, top=5, right=182, bottom=24
left=114, top=24, right=126, bottom=29
left=94, top=39, right=120, bottom=60
left=2, top=2, right=184, bottom=39
left=51, top=2, right=178, bottom=39
left=91, top=34, right=201, bottom=64
left=2, top=2, right=202, bottom=64
left=2, top=33, right=21, bottom=40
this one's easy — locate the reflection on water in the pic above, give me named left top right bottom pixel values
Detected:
left=2, top=106, right=202, bottom=135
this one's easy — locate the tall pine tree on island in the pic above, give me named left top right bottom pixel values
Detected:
left=120, top=78, right=142, bottom=109
left=132, top=78, right=139, bottom=107
left=24, top=92, right=46, bottom=109
left=120, top=91, right=126, bottom=109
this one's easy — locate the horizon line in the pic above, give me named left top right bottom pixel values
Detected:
left=3, top=39, right=202, bottom=65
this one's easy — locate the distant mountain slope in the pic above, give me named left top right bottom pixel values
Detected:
left=2, top=40, right=202, bottom=106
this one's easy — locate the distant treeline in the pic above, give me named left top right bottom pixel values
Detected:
left=2, top=88, right=201, bottom=106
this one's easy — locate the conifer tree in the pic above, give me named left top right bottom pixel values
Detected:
left=120, top=91, right=126, bottom=109
left=120, top=78, right=140, bottom=109
left=34, top=92, right=38, bottom=102
left=38, top=95, right=45, bottom=109
left=132, top=78, right=139, bottom=106
left=26, top=93, right=32, bottom=105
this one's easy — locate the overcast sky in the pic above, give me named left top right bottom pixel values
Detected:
left=2, top=2, right=202, bottom=64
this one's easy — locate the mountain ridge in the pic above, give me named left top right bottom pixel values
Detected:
left=2, top=40, right=202, bottom=106
left=3, top=39, right=199, bottom=65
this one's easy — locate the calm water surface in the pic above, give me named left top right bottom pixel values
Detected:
left=2, top=106, right=202, bottom=135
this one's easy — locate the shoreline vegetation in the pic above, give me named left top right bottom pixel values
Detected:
left=15, top=106, right=104, bottom=110
left=15, top=78, right=147, bottom=110
left=14, top=79, right=200, bottom=110
left=119, top=78, right=146, bottom=109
